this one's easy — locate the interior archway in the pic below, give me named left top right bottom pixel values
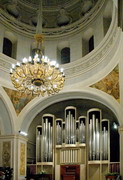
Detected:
left=27, top=98, right=120, bottom=174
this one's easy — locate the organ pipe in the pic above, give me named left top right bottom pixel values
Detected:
left=37, top=114, right=54, bottom=163
left=36, top=107, right=110, bottom=165
left=88, top=108, right=101, bottom=161
left=36, top=126, right=42, bottom=162
left=65, top=106, right=76, bottom=144
left=62, top=122, right=65, bottom=144
left=56, top=119, right=62, bottom=145
left=79, top=116, right=86, bottom=144
left=101, top=119, right=109, bottom=161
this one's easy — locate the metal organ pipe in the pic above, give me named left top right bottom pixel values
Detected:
left=92, top=114, right=96, bottom=160
left=41, top=115, right=53, bottom=162
left=89, top=119, right=92, bottom=160
left=102, top=127, right=108, bottom=160
left=36, top=128, right=42, bottom=162
left=96, top=118, right=100, bottom=160
left=56, top=119, right=62, bottom=145
left=66, top=111, right=76, bottom=144
left=79, top=117, right=86, bottom=144
left=88, top=109, right=102, bottom=161
left=36, top=108, right=110, bottom=166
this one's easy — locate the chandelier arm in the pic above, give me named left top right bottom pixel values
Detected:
left=14, top=69, right=24, bottom=78
left=29, top=64, right=34, bottom=77
left=22, top=65, right=28, bottom=77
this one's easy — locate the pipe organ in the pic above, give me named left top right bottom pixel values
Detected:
left=101, top=119, right=110, bottom=161
left=36, top=106, right=111, bottom=180
left=56, top=119, right=62, bottom=145
left=88, top=109, right=101, bottom=161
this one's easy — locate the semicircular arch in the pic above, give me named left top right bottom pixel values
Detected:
left=18, top=88, right=121, bottom=133
left=0, top=87, right=17, bottom=134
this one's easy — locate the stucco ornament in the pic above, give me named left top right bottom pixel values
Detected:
left=81, top=0, right=93, bottom=15
left=57, top=8, right=72, bottom=27
left=6, top=0, right=19, bottom=18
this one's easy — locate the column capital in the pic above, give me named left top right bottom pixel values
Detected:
left=0, top=134, right=28, bottom=141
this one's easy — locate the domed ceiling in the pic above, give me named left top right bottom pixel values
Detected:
left=0, top=0, right=99, bottom=28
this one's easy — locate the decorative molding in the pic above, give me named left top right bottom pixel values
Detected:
left=0, top=0, right=105, bottom=38
left=64, top=22, right=118, bottom=79
left=0, top=6, right=119, bottom=90
left=20, top=143, right=26, bottom=176
left=2, top=141, right=11, bottom=167
left=0, top=134, right=28, bottom=141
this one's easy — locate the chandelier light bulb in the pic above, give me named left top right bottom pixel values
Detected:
left=29, top=56, right=32, bottom=62
left=55, top=63, right=59, bottom=68
left=34, top=54, right=38, bottom=58
left=16, top=62, right=20, bottom=67
left=22, top=57, right=27, bottom=63
left=10, top=68, right=13, bottom=74
left=44, top=56, right=48, bottom=63
left=53, top=84, right=57, bottom=88
left=12, top=64, right=15, bottom=69
left=36, top=58, right=40, bottom=63
left=50, top=61, right=56, bottom=66
left=60, top=68, right=64, bottom=73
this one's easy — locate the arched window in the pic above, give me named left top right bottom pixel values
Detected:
left=89, top=36, right=94, bottom=52
left=3, top=38, right=12, bottom=57
left=82, top=33, right=94, bottom=57
left=61, top=47, right=70, bottom=64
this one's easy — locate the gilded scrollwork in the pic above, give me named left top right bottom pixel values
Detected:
left=20, top=143, right=26, bottom=176
left=2, top=141, right=11, bottom=167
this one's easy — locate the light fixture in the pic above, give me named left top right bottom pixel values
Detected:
left=19, top=131, right=28, bottom=136
left=10, top=1, right=65, bottom=96
left=113, top=122, right=118, bottom=130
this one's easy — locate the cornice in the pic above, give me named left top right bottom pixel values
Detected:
left=0, top=4, right=119, bottom=89
left=63, top=6, right=119, bottom=80
left=0, top=0, right=106, bottom=39
left=18, top=0, right=80, bottom=11
left=0, top=134, right=28, bottom=141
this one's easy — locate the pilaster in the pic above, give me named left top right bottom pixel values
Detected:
left=0, top=24, right=4, bottom=53
left=0, top=135, right=28, bottom=180
left=93, top=14, right=104, bottom=48
left=70, top=34, right=82, bottom=62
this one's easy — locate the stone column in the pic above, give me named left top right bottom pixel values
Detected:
left=119, top=126, right=123, bottom=177
left=119, top=32, right=123, bottom=178
left=93, top=14, right=104, bottom=48
left=70, top=34, right=82, bottom=62
left=0, top=24, right=4, bottom=53
left=0, top=135, right=28, bottom=180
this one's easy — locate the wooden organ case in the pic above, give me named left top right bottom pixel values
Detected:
left=35, top=106, right=111, bottom=180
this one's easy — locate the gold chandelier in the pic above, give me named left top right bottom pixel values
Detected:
left=10, top=1, right=65, bottom=96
